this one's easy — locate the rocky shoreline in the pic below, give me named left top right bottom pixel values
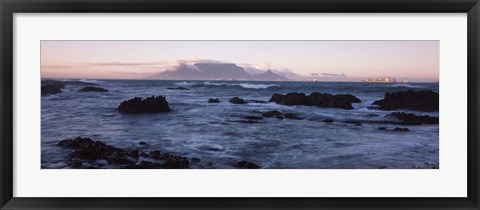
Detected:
left=56, top=137, right=261, bottom=169
left=42, top=79, right=439, bottom=169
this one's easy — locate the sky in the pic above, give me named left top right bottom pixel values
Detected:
left=41, top=40, right=439, bottom=82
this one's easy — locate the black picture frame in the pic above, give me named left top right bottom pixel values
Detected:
left=1, top=0, right=479, bottom=209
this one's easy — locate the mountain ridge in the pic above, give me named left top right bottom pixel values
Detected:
left=151, top=62, right=291, bottom=81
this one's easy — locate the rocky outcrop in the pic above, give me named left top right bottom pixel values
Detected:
left=41, top=85, right=62, bottom=96
left=386, top=112, right=439, bottom=125
left=118, top=96, right=171, bottom=113
left=229, top=97, right=247, bottom=104
left=208, top=98, right=220, bottom=103
left=79, top=86, right=108, bottom=92
left=269, top=92, right=361, bottom=110
left=234, top=160, right=260, bottom=169
left=149, top=150, right=189, bottom=169
left=57, top=137, right=134, bottom=165
left=57, top=137, right=190, bottom=169
left=372, top=90, right=439, bottom=112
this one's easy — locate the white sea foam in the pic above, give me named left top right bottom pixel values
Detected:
left=238, top=83, right=279, bottom=89
left=78, top=78, right=102, bottom=84
left=388, top=83, right=424, bottom=88
left=174, top=81, right=195, bottom=86
left=202, top=81, right=279, bottom=89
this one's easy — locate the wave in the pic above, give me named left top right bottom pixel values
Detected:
left=203, top=82, right=280, bottom=89
left=387, top=83, right=424, bottom=88
left=173, top=81, right=279, bottom=89
left=174, top=81, right=195, bottom=86
left=78, top=78, right=103, bottom=85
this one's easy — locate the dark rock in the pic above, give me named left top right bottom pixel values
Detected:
left=284, top=113, right=302, bottom=120
left=372, top=90, right=439, bottom=112
left=149, top=150, right=189, bottom=169
left=246, top=100, right=268, bottom=104
left=58, top=137, right=190, bottom=169
left=308, top=92, right=359, bottom=109
left=130, top=150, right=139, bottom=159
left=79, top=86, right=108, bottom=92
left=41, top=85, right=62, bottom=96
left=234, top=160, right=260, bottom=169
left=191, top=158, right=201, bottom=163
left=41, top=80, right=65, bottom=89
left=394, top=127, right=410, bottom=132
left=377, top=127, right=387, bottom=130
left=386, top=112, right=439, bottom=125
left=365, top=113, right=379, bottom=117
left=270, top=92, right=307, bottom=105
left=69, top=159, right=83, bottom=168
left=208, top=98, right=220, bottom=103
left=345, top=120, right=361, bottom=124
left=244, top=116, right=263, bottom=120
left=139, top=141, right=147, bottom=145
left=229, top=97, right=247, bottom=104
left=262, top=110, right=283, bottom=118
left=323, top=119, right=334, bottom=123
left=167, top=86, right=189, bottom=90
left=238, top=120, right=260, bottom=124
left=269, top=92, right=360, bottom=110
left=118, top=96, right=171, bottom=113
left=205, top=147, right=222, bottom=151
left=57, top=137, right=134, bottom=165
left=335, top=94, right=362, bottom=103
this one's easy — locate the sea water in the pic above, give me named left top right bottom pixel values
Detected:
left=41, top=79, right=439, bottom=169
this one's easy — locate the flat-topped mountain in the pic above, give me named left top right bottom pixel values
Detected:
left=151, top=62, right=290, bottom=81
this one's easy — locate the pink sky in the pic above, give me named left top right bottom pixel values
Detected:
left=41, top=41, right=439, bottom=82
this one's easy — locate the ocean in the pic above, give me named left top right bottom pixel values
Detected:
left=41, top=79, right=439, bottom=169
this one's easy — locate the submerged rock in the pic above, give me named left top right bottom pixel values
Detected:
left=322, top=119, right=334, bottom=123
left=57, top=137, right=190, bottom=169
left=394, top=127, right=410, bottom=132
left=229, top=97, right=247, bottom=104
left=41, top=85, right=62, bottom=96
left=262, top=110, right=283, bottom=118
left=284, top=113, right=302, bottom=120
left=167, top=86, right=190, bottom=90
left=386, top=112, right=439, bottom=125
left=79, top=86, right=108, bottom=92
left=118, top=96, right=171, bottom=113
left=208, top=98, right=220, bottom=103
left=269, top=92, right=361, bottom=110
left=246, top=99, right=268, bottom=104
left=372, top=89, right=439, bottom=112
left=244, top=116, right=263, bottom=120
left=234, top=160, right=260, bottom=169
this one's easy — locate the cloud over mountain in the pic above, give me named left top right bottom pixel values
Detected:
left=150, top=61, right=293, bottom=81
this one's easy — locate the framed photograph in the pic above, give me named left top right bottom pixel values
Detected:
left=1, top=0, right=479, bottom=209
